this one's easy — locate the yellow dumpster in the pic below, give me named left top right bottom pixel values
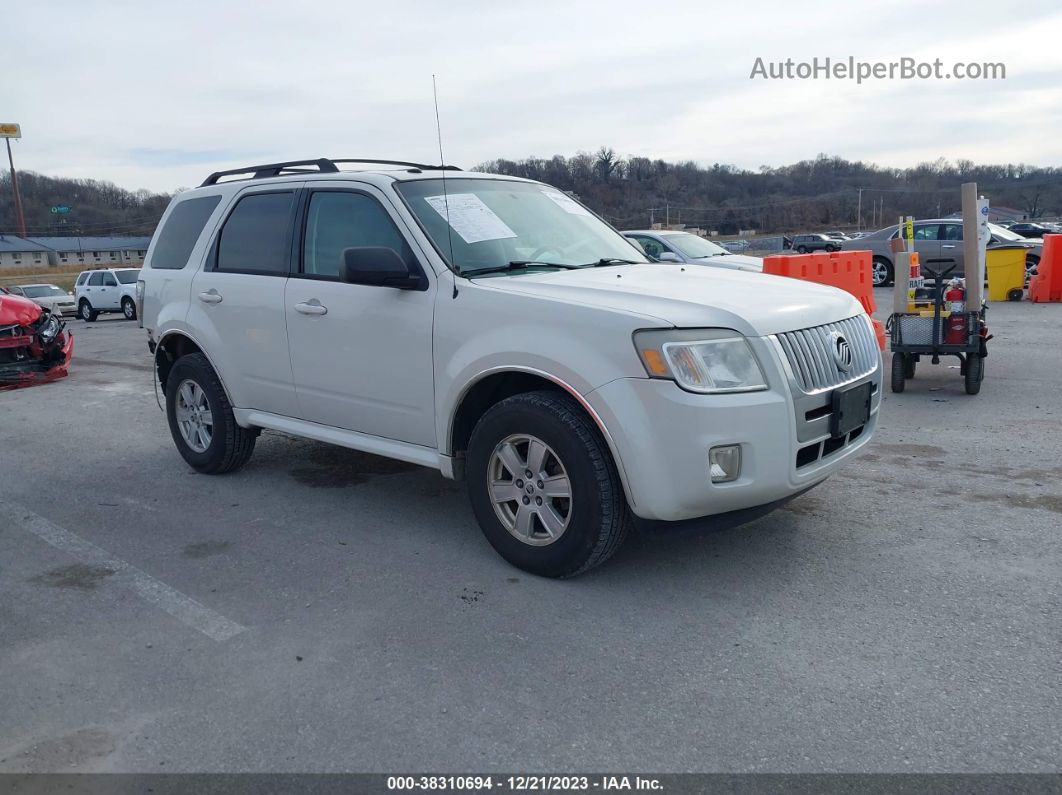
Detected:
left=986, top=248, right=1027, bottom=301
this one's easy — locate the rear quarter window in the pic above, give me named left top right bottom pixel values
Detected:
left=150, top=195, right=223, bottom=270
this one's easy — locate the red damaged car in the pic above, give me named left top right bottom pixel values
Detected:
left=0, top=287, right=74, bottom=389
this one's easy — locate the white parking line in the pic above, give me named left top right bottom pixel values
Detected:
left=1, top=499, right=247, bottom=642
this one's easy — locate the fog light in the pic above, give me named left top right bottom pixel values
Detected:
left=709, top=445, right=741, bottom=483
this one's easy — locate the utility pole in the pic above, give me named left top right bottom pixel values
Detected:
left=2, top=124, right=27, bottom=238
left=857, top=188, right=863, bottom=230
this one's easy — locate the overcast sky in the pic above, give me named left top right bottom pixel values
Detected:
left=6, top=0, right=1062, bottom=193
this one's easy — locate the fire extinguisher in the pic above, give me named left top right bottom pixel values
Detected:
left=944, top=278, right=967, bottom=345
left=944, top=278, right=965, bottom=313
left=945, top=313, right=968, bottom=345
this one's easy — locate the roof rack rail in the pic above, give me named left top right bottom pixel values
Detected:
left=329, top=159, right=461, bottom=172
left=200, top=157, right=460, bottom=187
left=200, top=158, right=339, bottom=187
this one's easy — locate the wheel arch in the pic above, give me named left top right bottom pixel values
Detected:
left=445, top=366, right=634, bottom=504
left=155, top=330, right=237, bottom=409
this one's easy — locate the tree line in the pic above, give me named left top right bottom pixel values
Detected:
left=0, top=171, right=171, bottom=238
left=3, top=152, right=1060, bottom=239
left=475, top=151, right=1061, bottom=234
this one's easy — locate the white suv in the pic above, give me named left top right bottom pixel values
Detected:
left=74, top=267, right=141, bottom=321
left=140, top=158, right=881, bottom=577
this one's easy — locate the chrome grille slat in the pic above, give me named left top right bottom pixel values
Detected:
left=775, top=315, right=878, bottom=393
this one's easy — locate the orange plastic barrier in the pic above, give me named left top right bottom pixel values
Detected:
left=763, top=250, right=885, bottom=350
left=873, top=318, right=886, bottom=350
left=1030, top=234, right=1062, bottom=303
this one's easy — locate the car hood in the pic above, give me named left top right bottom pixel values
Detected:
left=471, top=263, right=863, bottom=337
left=695, top=254, right=763, bottom=272
left=0, top=293, right=45, bottom=326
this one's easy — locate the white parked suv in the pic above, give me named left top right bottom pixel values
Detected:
left=140, top=158, right=881, bottom=577
left=74, top=267, right=141, bottom=321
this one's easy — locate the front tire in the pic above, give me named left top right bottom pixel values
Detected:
left=122, top=297, right=137, bottom=320
left=796, top=245, right=808, bottom=254
left=466, top=391, right=630, bottom=578
left=79, top=300, right=98, bottom=322
left=891, top=353, right=906, bottom=393
left=165, top=353, right=256, bottom=474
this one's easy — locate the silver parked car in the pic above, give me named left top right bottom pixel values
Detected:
left=5, top=283, right=78, bottom=317
left=841, top=219, right=1042, bottom=286
left=622, top=230, right=763, bottom=272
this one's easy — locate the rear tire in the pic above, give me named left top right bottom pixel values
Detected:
left=964, top=354, right=984, bottom=395
left=165, top=353, right=256, bottom=474
left=122, top=297, right=137, bottom=320
left=466, top=390, right=630, bottom=578
left=891, top=353, right=906, bottom=393
left=904, top=356, right=916, bottom=379
left=79, top=300, right=98, bottom=322
left=1007, top=288, right=1024, bottom=302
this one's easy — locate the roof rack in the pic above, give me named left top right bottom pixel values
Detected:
left=200, top=157, right=460, bottom=187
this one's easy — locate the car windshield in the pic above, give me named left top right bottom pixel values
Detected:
left=21, top=285, right=67, bottom=298
left=395, top=178, right=648, bottom=274
left=115, top=269, right=141, bottom=284
left=663, top=233, right=730, bottom=258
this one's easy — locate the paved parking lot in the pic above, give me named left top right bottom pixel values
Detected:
left=2, top=296, right=1061, bottom=773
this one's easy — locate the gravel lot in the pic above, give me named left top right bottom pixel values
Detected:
left=1, top=295, right=1061, bottom=773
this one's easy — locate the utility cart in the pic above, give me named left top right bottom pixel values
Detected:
left=889, top=263, right=988, bottom=395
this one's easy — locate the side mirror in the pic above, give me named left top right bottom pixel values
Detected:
left=339, top=247, right=423, bottom=290
left=657, top=251, right=683, bottom=263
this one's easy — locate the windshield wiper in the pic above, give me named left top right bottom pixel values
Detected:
left=464, top=260, right=581, bottom=277
left=581, top=258, right=639, bottom=267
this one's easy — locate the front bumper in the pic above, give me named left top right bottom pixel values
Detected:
left=585, top=346, right=881, bottom=522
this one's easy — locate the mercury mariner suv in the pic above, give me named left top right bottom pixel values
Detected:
left=139, top=157, right=881, bottom=577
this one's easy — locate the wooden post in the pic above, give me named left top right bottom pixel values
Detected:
left=961, top=182, right=981, bottom=307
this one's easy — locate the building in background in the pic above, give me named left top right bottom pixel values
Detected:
left=0, top=235, right=53, bottom=268
left=0, top=235, right=152, bottom=270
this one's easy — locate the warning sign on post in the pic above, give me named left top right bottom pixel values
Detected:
left=0, top=123, right=21, bottom=138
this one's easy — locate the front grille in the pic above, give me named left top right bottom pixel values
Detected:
left=775, top=315, right=878, bottom=393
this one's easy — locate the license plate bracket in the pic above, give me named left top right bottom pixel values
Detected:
left=831, top=381, right=872, bottom=438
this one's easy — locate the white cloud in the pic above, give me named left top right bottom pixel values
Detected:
left=6, top=0, right=1062, bottom=191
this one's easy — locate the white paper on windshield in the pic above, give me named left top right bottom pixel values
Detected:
left=541, top=189, right=593, bottom=217
left=424, top=193, right=517, bottom=244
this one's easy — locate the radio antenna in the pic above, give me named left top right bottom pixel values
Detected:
left=433, top=74, right=458, bottom=298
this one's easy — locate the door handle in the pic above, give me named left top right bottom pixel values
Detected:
left=941, top=244, right=957, bottom=249
left=198, top=290, right=223, bottom=304
left=294, top=300, right=328, bottom=316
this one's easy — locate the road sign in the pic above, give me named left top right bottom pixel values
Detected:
left=50, top=205, right=71, bottom=214
left=0, top=123, right=21, bottom=139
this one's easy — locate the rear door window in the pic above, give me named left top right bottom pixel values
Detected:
left=150, top=195, right=222, bottom=270
left=216, top=192, right=297, bottom=275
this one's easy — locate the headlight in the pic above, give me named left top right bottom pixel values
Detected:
left=38, top=314, right=62, bottom=344
left=634, top=328, right=767, bottom=394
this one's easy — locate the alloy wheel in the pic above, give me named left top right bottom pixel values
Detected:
left=175, top=379, right=213, bottom=453
left=487, top=434, right=572, bottom=546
